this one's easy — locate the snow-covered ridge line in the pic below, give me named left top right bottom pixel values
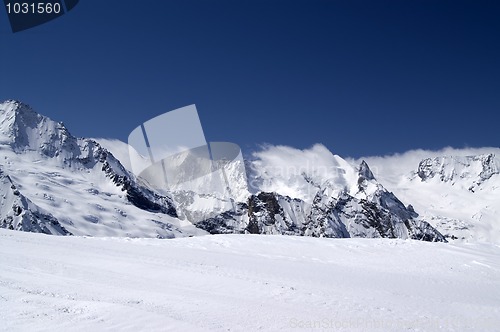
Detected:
left=1, top=100, right=498, bottom=243
left=358, top=149, right=500, bottom=243
left=417, top=153, right=499, bottom=191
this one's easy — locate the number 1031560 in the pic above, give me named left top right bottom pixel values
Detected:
left=6, top=2, right=62, bottom=14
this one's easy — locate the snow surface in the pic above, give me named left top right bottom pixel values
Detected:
left=1, top=229, right=499, bottom=331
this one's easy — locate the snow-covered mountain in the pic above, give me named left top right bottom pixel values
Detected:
left=96, top=138, right=445, bottom=241
left=417, top=154, right=499, bottom=192
left=6, top=100, right=499, bottom=243
left=197, top=159, right=444, bottom=241
left=360, top=149, right=500, bottom=243
left=0, top=100, right=204, bottom=238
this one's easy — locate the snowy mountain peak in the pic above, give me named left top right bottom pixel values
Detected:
left=358, top=160, right=375, bottom=182
left=416, top=153, right=499, bottom=191
left=0, top=99, right=35, bottom=116
left=0, top=100, right=76, bottom=157
left=0, top=99, right=57, bottom=132
left=0, top=100, right=193, bottom=237
left=354, top=160, right=382, bottom=200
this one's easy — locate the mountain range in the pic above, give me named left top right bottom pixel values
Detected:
left=1, top=100, right=498, bottom=243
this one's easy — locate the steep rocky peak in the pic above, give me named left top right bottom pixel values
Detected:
left=0, top=99, right=76, bottom=156
left=358, top=160, right=375, bottom=181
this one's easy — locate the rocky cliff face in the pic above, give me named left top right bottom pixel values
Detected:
left=417, top=154, right=499, bottom=192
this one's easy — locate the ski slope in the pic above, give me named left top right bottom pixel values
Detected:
left=1, top=229, right=499, bottom=331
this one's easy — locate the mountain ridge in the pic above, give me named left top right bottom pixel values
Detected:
left=3, top=100, right=496, bottom=243
left=0, top=100, right=197, bottom=238
left=359, top=149, right=500, bottom=243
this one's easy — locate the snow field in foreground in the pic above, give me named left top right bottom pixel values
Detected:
left=1, top=229, right=499, bottom=331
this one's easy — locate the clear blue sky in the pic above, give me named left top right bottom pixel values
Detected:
left=1, top=0, right=499, bottom=158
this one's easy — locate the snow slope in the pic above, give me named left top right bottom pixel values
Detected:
left=1, top=228, right=499, bottom=331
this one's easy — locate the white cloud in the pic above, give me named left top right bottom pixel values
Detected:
left=247, top=143, right=500, bottom=204
left=248, top=144, right=358, bottom=203
left=93, top=137, right=149, bottom=174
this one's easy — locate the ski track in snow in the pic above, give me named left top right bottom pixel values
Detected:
left=1, top=229, right=499, bottom=331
